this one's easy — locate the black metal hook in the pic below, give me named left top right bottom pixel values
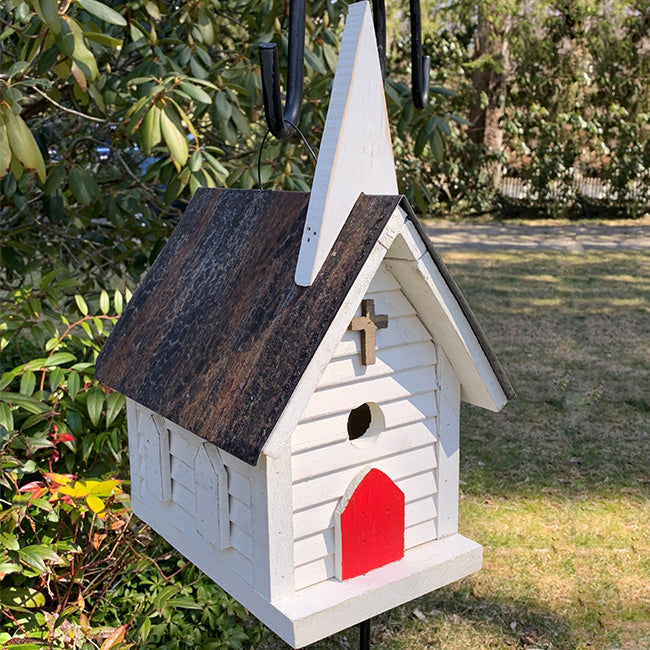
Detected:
left=258, top=0, right=306, bottom=139
left=356, top=0, right=387, bottom=79
left=409, top=0, right=430, bottom=109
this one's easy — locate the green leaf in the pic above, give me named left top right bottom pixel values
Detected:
left=0, top=118, right=11, bottom=178
left=4, top=109, right=46, bottom=182
left=0, top=403, right=14, bottom=430
left=18, top=545, right=60, bottom=573
left=106, top=391, right=125, bottom=427
left=0, top=562, right=21, bottom=575
left=44, top=164, right=67, bottom=195
left=69, top=165, right=100, bottom=204
left=83, top=31, right=123, bottom=47
left=75, top=294, right=89, bottom=316
left=67, top=372, right=80, bottom=400
left=0, top=393, right=47, bottom=414
left=431, top=128, right=444, bottom=162
left=160, top=104, right=189, bottom=170
left=87, top=387, right=104, bottom=427
left=77, top=0, right=127, bottom=26
left=49, top=367, right=65, bottom=392
left=215, top=91, right=232, bottom=122
left=114, top=290, right=123, bottom=315
left=100, top=290, right=110, bottom=314
left=37, top=0, right=61, bottom=33
left=45, top=352, right=76, bottom=367
left=56, top=16, right=75, bottom=56
left=188, top=150, right=202, bottom=172
left=179, top=81, right=212, bottom=105
left=0, top=531, right=19, bottom=551
left=0, top=586, right=46, bottom=610
left=141, top=105, right=162, bottom=155
left=19, top=370, right=36, bottom=396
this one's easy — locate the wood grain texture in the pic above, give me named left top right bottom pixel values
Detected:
left=96, top=189, right=401, bottom=465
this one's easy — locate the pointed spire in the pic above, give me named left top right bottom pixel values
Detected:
left=294, top=1, right=398, bottom=287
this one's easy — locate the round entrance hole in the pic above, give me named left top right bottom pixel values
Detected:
left=347, top=402, right=385, bottom=448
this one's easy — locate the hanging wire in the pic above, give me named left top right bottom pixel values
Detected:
left=257, top=122, right=317, bottom=191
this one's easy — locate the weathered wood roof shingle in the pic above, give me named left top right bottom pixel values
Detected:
left=96, top=188, right=513, bottom=465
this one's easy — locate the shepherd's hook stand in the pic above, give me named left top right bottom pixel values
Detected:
left=297, top=618, right=371, bottom=650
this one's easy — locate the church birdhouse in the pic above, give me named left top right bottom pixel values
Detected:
left=95, top=3, right=513, bottom=647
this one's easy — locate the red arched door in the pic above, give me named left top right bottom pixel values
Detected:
left=335, top=468, right=405, bottom=580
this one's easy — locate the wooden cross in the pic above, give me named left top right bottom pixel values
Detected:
left=349, top=299, right=388, bottom=365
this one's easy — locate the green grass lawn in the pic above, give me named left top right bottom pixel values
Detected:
left=259, top=249, right=650, bottom=650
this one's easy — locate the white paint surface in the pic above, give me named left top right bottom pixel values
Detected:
left=295, top=1, right=398, bottom=286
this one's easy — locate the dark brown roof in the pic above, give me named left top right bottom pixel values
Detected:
left=96, top=189, right=402, bottom=464
left=96, top=189, right=513, bottom=466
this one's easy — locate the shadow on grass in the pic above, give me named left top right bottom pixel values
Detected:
left=367, top=584, right=576, bottom=649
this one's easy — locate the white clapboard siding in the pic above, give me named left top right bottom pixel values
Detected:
left=302, top=366, right=436, bottom=420
left=355, top=288, right=416, bottom=320
left=294, top=491, right=438, bottom=569
left=332, top=314, right=431, bottom=359
left=170, top=455, right=194, bottom=491
left=231, top=523, right=254, bottom=560
left=317, top=341, right=436, bottom=389
left=293, top=468, right=437, bottom=541
left=293, top=394, right=437, bottom=450
left=294, top=504, right=439, bottom=590
left=171, top=480, right=195, bottom=516
left=290, top=272, right=441, bottom=592
left=138, top=482, right=254, bottom=583
left=293, top=444, right=436, bottom=511
left=227, top=467, right=252, bottom=508
left=130, top=403, right=258, bottom=583
left=366, top=264, right=401, bottom=293
left=405, top=518, right=438, bottom=549
left=292, top=420, right=437, bottom=482
left=230, top=495, right=252, bottom=531
left=295, top=554, right=336, bottom=592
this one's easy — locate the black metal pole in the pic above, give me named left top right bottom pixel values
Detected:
left=359, top=618, right=371, bottom=649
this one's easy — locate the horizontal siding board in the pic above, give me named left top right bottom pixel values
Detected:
left=295, top=555, right=334, bottom=591
left=231, top=523, right=254, bottom=560
left=398, top=470, right=438, bottom=501
left=354, top=288, right=416, bottom=320
left=172, top=480, right=196, bottom=516
left=295, top=529, right=335, bottom=567
left=317, top=341, right=436, bottom=390
left=294, top=495, right=437, bottom=568
left=169, top=431, right=199, bottom=467
left=227, top=467, right=252, bottom=507
left=293, top=444, right=436, bottom=511
left=293, top=470, right=437, bottom=540
left=303, top=366, right=436, bottom=420
left=170, top=455, right=194, bottom=490
left=405, top=495, right=437, bottom=528
left=292, top=395, right=437, bottom=450
left=292, top=420, right=438, bottom=482
left=333, top=314, right=431, bottom=359
left=405, top=518, right=437, bottom=549
left=229, top=496, right=252, bottom=533
left=366, top=264, right=400, bottom=293
left=137, top=487, right=254, bottom=584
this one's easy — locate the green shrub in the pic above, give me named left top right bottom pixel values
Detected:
left=0, top=275, right=264, bottom=649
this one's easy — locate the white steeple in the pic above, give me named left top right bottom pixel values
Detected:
left=294, top=1, right=398, bottom=287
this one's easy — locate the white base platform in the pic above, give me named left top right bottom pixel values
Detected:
left=134, top=494, right=481, bottom=648
left=277, top=534, right=482, bottom=647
